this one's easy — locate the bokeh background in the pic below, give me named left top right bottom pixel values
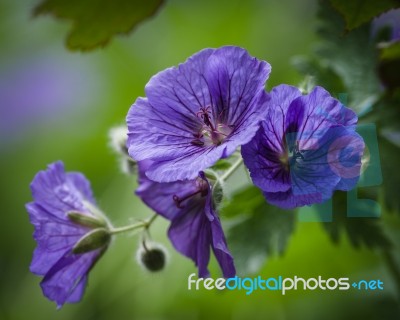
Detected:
left=1, top=0, right=400, bottom=319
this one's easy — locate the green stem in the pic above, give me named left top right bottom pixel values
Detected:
left=220, top=156, right=243, bottom=181
left=212, top=156, right=243, bottom=193
left=110, top=213, right=158, bottom=235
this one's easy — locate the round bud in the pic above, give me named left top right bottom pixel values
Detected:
left=109, top=125, right=137, bottom=175
left=109, top=125, right=129, bottom=155
left=137, top=242, right=167, bottom=272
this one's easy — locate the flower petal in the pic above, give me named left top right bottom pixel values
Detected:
left=30, top=161, right=96, bottom=219
left=27, top=202, right=88, bottom=275
left=210, top=219, right=236, bottom=278
left=136, top=161, right=199, bottom=220
left=263, top=190, right=322, bottom=209
left=204, top=46, right=271, bottom=125
left=40, top=249, right=103, bottom=308
left=168, top=202, right=212, bottom=277
left=285, top=86, right=357, bottom=146
left=291, top=126, right=363, bottom=201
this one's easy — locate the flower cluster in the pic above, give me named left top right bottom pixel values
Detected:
left=130, top=46, right=271, bottom=277
left=26, top=45, right=365, bottom=307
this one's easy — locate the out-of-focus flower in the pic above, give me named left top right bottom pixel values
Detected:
left=0, top=56, right=98, bottom=147
left=26, top=161, right=111, bottom=308
left=127, top=46, right=271, bottom=182
left=242, top=85, right=365, bottom=209
left=136, top=161, right=235, bottom=277
left=372, top=9, right=400, bottom=42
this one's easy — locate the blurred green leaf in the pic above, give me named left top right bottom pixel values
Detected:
left=221, top=184, right=266, bottom=218
left=292, top=56, right=346, bottom=94
left=363, top=93, right=400, bottom=212
left=378, top=42, right=400, bottom=90
left=34, top=0, right=164, bottom=51
left=223, top=186, right=296, bottom=275
left=379, top=137, right=400, bottom=213
left=295, top=1, right=381, bottom=113
left=380, top=42, right=400, bottom=60
left=211, top=159, right=232, bottom=171
left=329, top=0, right=400, bottom=31
left=321, top=191, right=392, bottom=249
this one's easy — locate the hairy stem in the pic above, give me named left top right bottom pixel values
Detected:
left=220, top=156, right=243, bottom=181
left=110, top=213, right=158, bottom=235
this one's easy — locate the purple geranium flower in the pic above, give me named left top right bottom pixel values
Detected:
left=136, top=161, right=235, bottom=277
left=242, top=85, right=365, bottom=209
left=372, top=9, right=400, bottom=42
left=127, top=46, right=271, bottom=182
left=26, top=161, right=111, bottom=308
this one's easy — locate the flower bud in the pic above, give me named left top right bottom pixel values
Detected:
left=212, top=181, right=224, bottom=209
left=137, top=242, right=167, bottom=272
left=204, top=170, right=224, bottom=209
left=67, top=211, right=107, bottom=228
left=109, top=125, right=137, bottom=174
left=109, top=125, right=129, bottom=156
left=72, top=228, right=111, bottom=254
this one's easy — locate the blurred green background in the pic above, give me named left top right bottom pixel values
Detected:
left=1, top=0, right=399, bottom=319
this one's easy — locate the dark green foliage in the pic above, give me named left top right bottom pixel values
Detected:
left=379, top=42, right=400, bottom=90
left=34, top=0, right=164, bottom=51
left=329, top=0, right=400, bottom=31
left=321, top=191, right=392, bottom=249
left=364, top=93, right=400, bottom=212
left=294, top=2, right=381, bottom=113
left=223, top=186, right=296, bottom=275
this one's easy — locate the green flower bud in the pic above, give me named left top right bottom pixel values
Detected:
left=137, top=242, right=167, bottom=272
left=67, top=211, right=108, bottom=228
left=73, top=228, right=111, bottom=254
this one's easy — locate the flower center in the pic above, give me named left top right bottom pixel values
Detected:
left=172, top=177, right=209, bottom=208
left=280, top=140, right=304, bottom=171
left=190, top=106, right=233, bottom=147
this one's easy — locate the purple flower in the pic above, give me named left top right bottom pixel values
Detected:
left=127, top=46, right=271, bottom=182
left=372, top=9, right=400, bottom=42
left=26, top=161, right=111, bottom=308
left=136, top=161, right=235, bottom=277
left=242, top=85, right=365, bottom=209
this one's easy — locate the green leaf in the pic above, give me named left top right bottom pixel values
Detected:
left=380, top=42, right=400, bottom=60
left=379, top=137, right=400, bottom=213
left=321, top=191, right=392, bottom=249
left=291, top=55, right=346, bottom=95
left=211, top=159, right=232, bottom=171
left=378, top=42, right=400, bottom=90
left=329, top=0, right=400, bottom=31
left=363, top=93, right=400, bottom=212
left=223, top=186, right=296, bottom=275
left=34, top=0, right=164, bottom=51
left=221, top=185, right=266, bottom=218
left=295, top=2, right=382, bottom=114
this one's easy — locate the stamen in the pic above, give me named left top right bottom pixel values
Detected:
left=192, top=106, right=234, bottom=146
left=191, top=139, right=204, bottom=146
left=173, top=190, right=202, bottom=208
left=172, top=178, right=209, bottom=208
